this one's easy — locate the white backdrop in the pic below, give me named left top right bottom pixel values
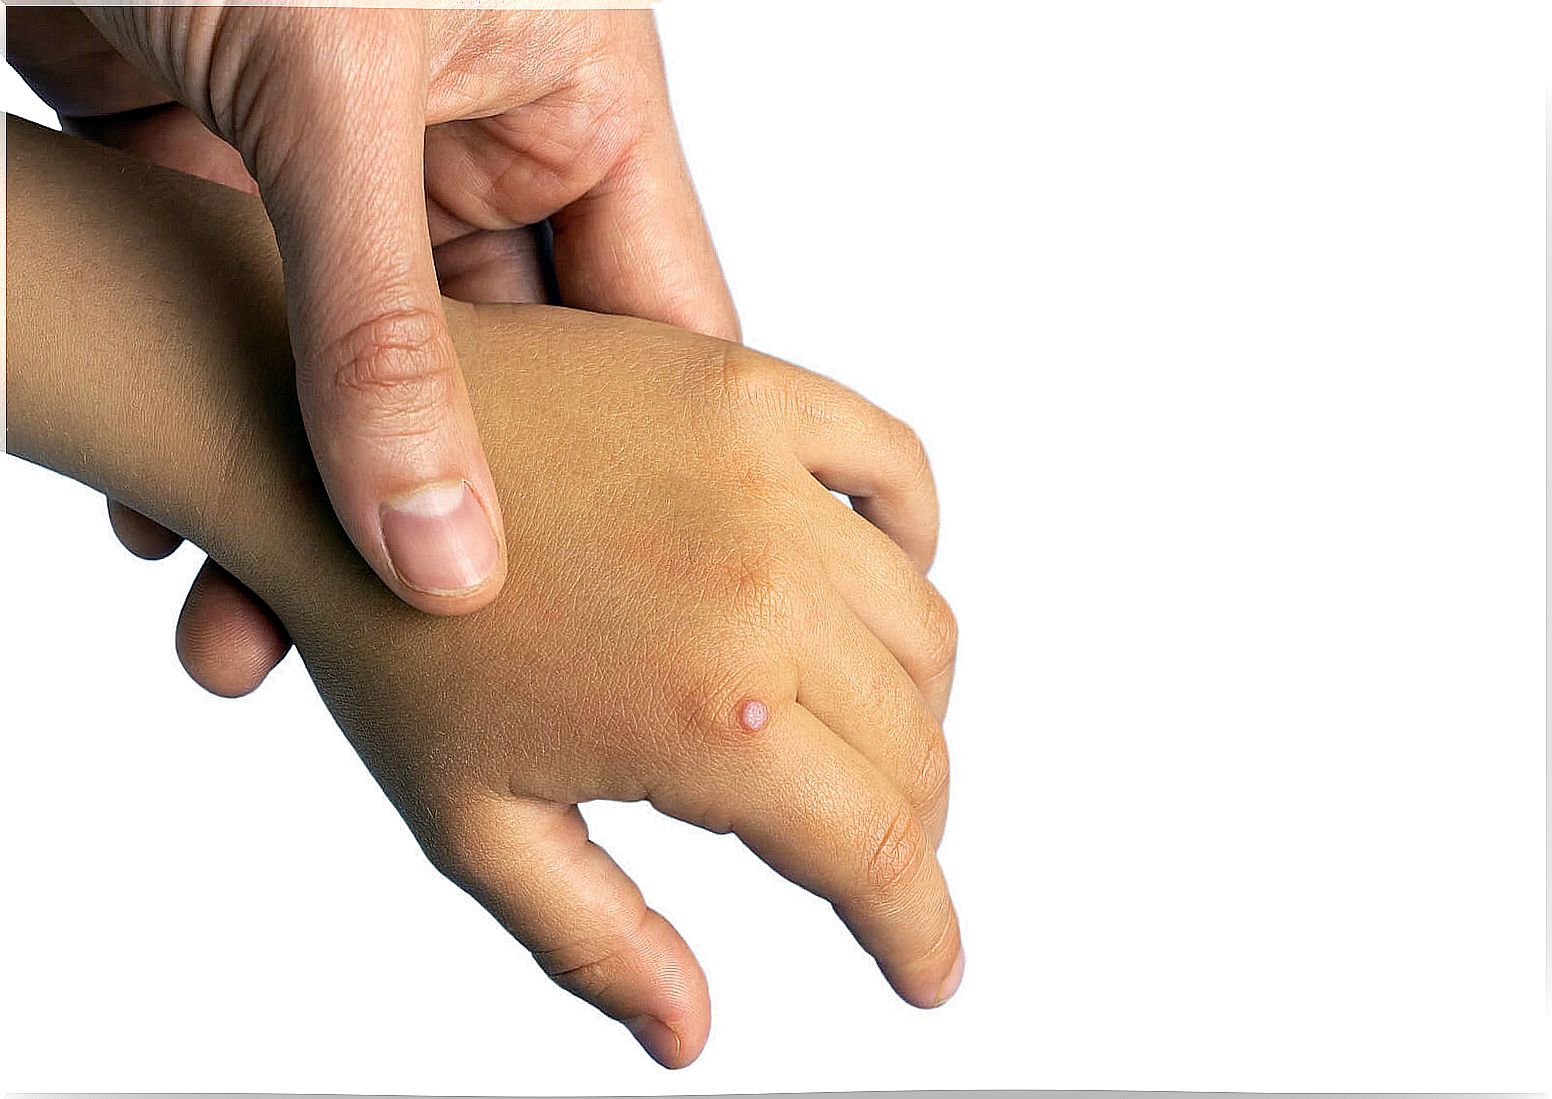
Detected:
left=1, top=1, right=1546, bottom=1092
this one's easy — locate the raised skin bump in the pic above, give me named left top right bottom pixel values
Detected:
left=738, top=698, right=769, bottom=733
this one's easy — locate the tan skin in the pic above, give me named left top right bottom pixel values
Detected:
left=6, top=118, right=962, bottom=1069
left=6, top=6, right=738, bottom=685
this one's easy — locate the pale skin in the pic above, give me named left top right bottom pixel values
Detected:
left=6, top=118, right=962, bottom=1068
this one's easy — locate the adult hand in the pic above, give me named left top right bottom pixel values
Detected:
left=6, top=7, right=738, bottom=693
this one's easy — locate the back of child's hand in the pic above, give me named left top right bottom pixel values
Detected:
left=6, top=119, right=960, bottom=1068
left=280, top=305, right=961, bottom=1066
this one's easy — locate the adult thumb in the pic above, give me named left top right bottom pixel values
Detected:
left=251, top=14, right=506, bottom=613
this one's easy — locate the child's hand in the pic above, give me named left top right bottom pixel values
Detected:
left=282, top=305, right=961, bottom=1066
left=6, top=118, right=960, bottom=1068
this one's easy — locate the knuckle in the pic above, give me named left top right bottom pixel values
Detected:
left=533, top=906, right=651, bottom=995
left=910, top=734, right=952, bottom=818
left=888, top=416, right=932, bottom=480
left=731, top=559, right=799, bottom=633
left=708, top=345, right=785, bottom=418
left=675, top=657, right=786, bottom=751
left=418, top=825, right=481, bottom=890
left=714, top=541, right=814, bottom=638
left=411, top=798, right=496, bottom=888
left=863, top=806, right=930, bottom=907
left=919, top=902, right=961, bottom=974
left=916, top=589, right=960, bottom=684
left=315, top=306, right=458, bottom=426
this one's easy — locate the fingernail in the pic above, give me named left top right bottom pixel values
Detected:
left=624, top=1015, right=682, bottom=1068
left=379, top=480, right=500, bottom=595
left=936, top=948, right=965, bottom=1006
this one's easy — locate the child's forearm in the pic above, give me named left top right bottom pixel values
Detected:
left=7, top=114, right=365, bottom=620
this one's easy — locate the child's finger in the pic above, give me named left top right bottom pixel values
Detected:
left=803, top=479, right=959, bottom=723
left=655, top=702, right=963, bottom=1010
left=429, top=796, right=709, bottom=1069
left=793, top=608, right=951, bottom=845
left=175, top=558, right=292, bottom=698
left=107, top=497, right=183, bottom=560
left=757, top=362, right=940, bottom=572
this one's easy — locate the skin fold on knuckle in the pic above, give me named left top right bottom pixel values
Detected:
left=533, top=904, right=654, bottom=1008
left=719, top=542, right=809, bottom=638
left=861, top=805, right=931, bottom=914
left=917, top=902, right=962, bottom=988
left=310, top=305, right=463, bottom=436
left=704, top=344, right=790, bottom=424
left=908, top=733, right=952, bottom=825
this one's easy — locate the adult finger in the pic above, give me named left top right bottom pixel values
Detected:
left=547, top=17, right=739, bottom=340
left=252, top=12, right=506, bottom=613
left=654, top=701, right=963, bottom=1009
left=5, top=6, right=171, bottom=118
left=63, top=102, right=257, bottom=194
left=175, top=558, right=292, bottom=698
left=428, top=796, right=709, bottom=1068
left=432, top=226, right=553, bottom=304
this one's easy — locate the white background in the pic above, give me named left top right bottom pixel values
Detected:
left=1, top=0, right=1546, bottom=1092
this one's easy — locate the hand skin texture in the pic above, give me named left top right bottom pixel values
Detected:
left=5, top=118, right=962, bottom=1068
left=5, top=6, right=738, bottom=659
